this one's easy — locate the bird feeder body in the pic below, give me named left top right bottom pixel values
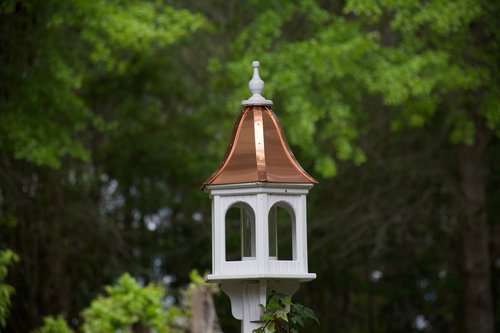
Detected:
left=205, top=182, right=315, bottom=282
left=202, top=61, right=316, bottom=332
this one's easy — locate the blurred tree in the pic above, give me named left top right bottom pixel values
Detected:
left=0, top=0, right=207, bottom=167
left=81, top=273, right=181, bottom=333
left=0, top=0, right=209, bottom=331
left=214, top=0, right=498, bottom=332
left=0, top=249, right=18, bottom=328
left=33, top=317, right=73, bottom=333
left=34, top=271, right=219, bottom=333
left=0, top=0, right=498, bottom=332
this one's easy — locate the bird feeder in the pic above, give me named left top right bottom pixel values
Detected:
left=202, top=61, right=317, bottom=332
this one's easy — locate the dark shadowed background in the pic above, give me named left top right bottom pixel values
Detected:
left=0, top=0, right=499, bottom=332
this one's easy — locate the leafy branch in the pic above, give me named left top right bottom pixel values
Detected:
left=0, top=249, right=19, bottom=328
left=253, top=291, right=319, bottom=333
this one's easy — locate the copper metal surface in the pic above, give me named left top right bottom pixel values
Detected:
left=203, top=106, right=317, bottom=187
left=253, top=108, right=267, bottom=180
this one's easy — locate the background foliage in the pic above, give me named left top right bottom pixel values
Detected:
left=33, top=271, right=207, bottom=333
left=0, top=249, right=18, bottom=328
left=0, top=0, right=498, bottom=332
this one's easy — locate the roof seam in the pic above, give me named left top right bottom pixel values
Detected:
left=253, top=107, right=267, bottom=181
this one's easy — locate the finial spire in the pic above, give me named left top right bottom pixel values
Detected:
left=242, top=60, right=273, bottom=106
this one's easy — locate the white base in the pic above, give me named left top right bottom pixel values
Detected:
left=241, top=99, right=273, bottom=106
left=206, top=273, right=316, bottom=282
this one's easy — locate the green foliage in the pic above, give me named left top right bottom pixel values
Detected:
left=32, top=271, right=218, bottom=333
left=81, top=273, right=180, bottom=333
left=33, top=316, right=73, bottom=333
left=0, top=249, right=19, bottom=328
left=254, top=291, right=319, bottom=333
left=1, top=0, right=499, bottom=332
left=185, top=269, right=218, bottom=296
left=343, top=0, right=497, bottom=143
left=218, top=0, right=499, bottom=178
left=28, top=270, right=216, bottom=333
left=0, top=0, right=208, bottom=168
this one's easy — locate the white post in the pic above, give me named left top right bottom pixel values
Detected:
left=242, top=318, right=261, bottom=333
left=221, top=280, right=266, bottom=333
left=241, top=281, right=266, bottom=333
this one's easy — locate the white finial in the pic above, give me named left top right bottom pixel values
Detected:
left=242, top=60, right=273, bottom=106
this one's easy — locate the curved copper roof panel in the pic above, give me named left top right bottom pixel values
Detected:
left=203, top=106, right=317, bottom=187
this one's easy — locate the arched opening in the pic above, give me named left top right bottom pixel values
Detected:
left=268, top=202, right=295, bottom=260
left=225, top=202, right=255, bottom=261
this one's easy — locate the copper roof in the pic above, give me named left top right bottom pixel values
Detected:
left=203, top=106, right=317, bottom=188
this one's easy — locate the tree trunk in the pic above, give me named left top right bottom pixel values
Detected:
left=191, top=285, right=223, bottom=333
left=458, top=118, right=494, bottom=333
